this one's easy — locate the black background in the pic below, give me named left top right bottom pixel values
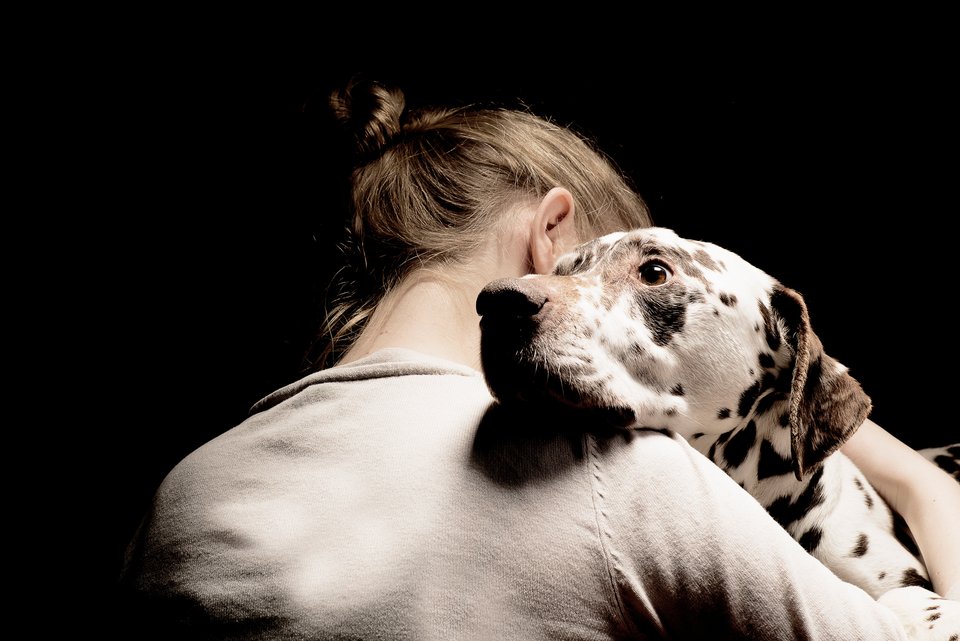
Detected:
left=108, top=41, right=958, bottom=589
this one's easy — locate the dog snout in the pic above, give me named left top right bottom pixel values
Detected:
left=476, top=278, right=548, bottom=318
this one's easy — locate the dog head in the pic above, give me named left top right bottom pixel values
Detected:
left=477, top=227, right=871, bottom=479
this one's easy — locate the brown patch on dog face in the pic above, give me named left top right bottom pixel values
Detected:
left=693, top=248, right=723, bottom=271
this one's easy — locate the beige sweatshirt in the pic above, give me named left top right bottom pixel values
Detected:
left=119, top=348, right=907, bottom=640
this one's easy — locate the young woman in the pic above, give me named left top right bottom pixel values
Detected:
left=120, top=77, right=958, bottom=639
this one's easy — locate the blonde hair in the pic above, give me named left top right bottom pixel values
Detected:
left=309, top=77, right=652, bottom=369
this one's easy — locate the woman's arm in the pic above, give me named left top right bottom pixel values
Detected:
left=842, top=418, right=960, bottom=601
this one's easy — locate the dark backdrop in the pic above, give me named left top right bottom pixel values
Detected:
left=110, top=51, right=957, bottom=585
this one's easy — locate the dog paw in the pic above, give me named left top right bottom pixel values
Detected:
left=878, top=586, right=960, bottom=640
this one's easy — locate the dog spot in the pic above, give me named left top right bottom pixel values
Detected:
left=757, top=439, right=794, bottom=480
left=691, top=432, right=705, bottom=439
left=878, top=571, right=886, bottom=581
left=901, top=567, right=932, bottom=589
left=758, top=301, right=781, bottom=351
left=601, top=290, right=620, bottom=312
left=850, top=533, right=869, bottom=557
left=719, top=292, right=738, bottom=307
left=714, top=308, right=721, bottom=316
left=665, top=408, right=677, bottom=417
left=766, top=467, right=825, bottom=530
left=893, top=511, right=922, bottom=558
left=778, top=412, right=790, bottom=428
left=926, top=605, right=941, bottom=611
left=758, top=353, right=775, bottom=369
left=687, top=291, right=706, bottom=304
left=707, top=429, right=734, bottom=463
left=799, top=527, right=823, bottom=552
left=934, top=454, right=959, bottom=476
left=754, top=390, right=778, bottom=417
left=692, top=248, right=722, bottom=271
left=853, top=477, right=874, bottom=509
left=718, top=408, right=732, bottom=419
left=670, top=384, right=685, bottom=396
left=722, top=420, right=756, bottom=468
left=927, top=612, right=941, bottom=621
left=554, top=240, right=603, bottom=275
left=634, top=288, right=687, bottom=346
left=737, top=381, right=762, bottom=417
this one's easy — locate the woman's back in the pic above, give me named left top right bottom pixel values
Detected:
left=121, top=348, right=908, bottom=640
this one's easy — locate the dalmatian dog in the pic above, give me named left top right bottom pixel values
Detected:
left=476, top=227, right=959, bottom=639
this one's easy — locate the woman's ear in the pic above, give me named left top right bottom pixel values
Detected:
left=530, top=187, right=579, bottom=274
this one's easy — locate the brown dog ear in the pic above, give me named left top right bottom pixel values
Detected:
left=770, top=286, right=872, bottom=480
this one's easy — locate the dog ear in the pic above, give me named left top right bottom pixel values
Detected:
left=770, top=285, right=872, bottom=480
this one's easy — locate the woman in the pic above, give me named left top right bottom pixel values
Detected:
left=120, top=77, right=958, bottom=639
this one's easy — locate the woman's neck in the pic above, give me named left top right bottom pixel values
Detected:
left=338, top=216, right=533, bottom=371
left=339, top=274, right=488, bottom=370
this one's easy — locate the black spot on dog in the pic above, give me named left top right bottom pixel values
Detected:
left=893, top=511, right=922, bottom=558
left=758, top=300, right=781, bottom=352
left=635, top=288, right=687, bottom=347
left=737, top=381, right=762, bottom=417
left=718, top=408, right=731, bottom=419
left=767, top=467, right=825, bottom=530
left=754, top=388, right=780, bottom=417
left=853, top=478, right=874, bottom=509
left=758, top=353, right=775, bottom=369
left=719, top=292, right=738, bottom=307
left=851, top=533, right=869, bottom=557
left=901, top=567, right=932, bottom=589
left=926, top=605, right=940, bottom=611
left=708, top=429, right=735, bottom=463
left=670, top=384, right=685, bottom=396
left=934, top=454, right=959, bottom=476
left=799, top=527, right=823, bottom=552
left=687, top=291, right=706, bottom=304
left=878, top=571, right=886, bottom=581
left=928, top=612, right=942, bottom=622
left=665, top=408, right=677, bottom=417
left=723, top=421, right=756, bottom=468
left=691, top=432, right=705, bottom=439
left=757, top=439, right=794, bottom=480
left=778, top=412, right=790, bottom=428
left=713, top=308, right=721, bottom=316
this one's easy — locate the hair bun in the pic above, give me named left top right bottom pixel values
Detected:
left=329, top=77, right=406, bottom=159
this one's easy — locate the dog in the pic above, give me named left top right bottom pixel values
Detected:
left=477, top=227, right=959, bottom=638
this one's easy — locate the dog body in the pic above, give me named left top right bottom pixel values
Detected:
left=477, top=227, right=958, bottom=637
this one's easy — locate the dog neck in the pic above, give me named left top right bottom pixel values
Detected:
left=688, top=393, right=821, bottom=507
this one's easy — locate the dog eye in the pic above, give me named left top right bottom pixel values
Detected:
left=639, top=262, right=671, bottom=286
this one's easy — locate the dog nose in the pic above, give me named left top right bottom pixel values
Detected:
left=476, top=278, right=548, bottom=318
